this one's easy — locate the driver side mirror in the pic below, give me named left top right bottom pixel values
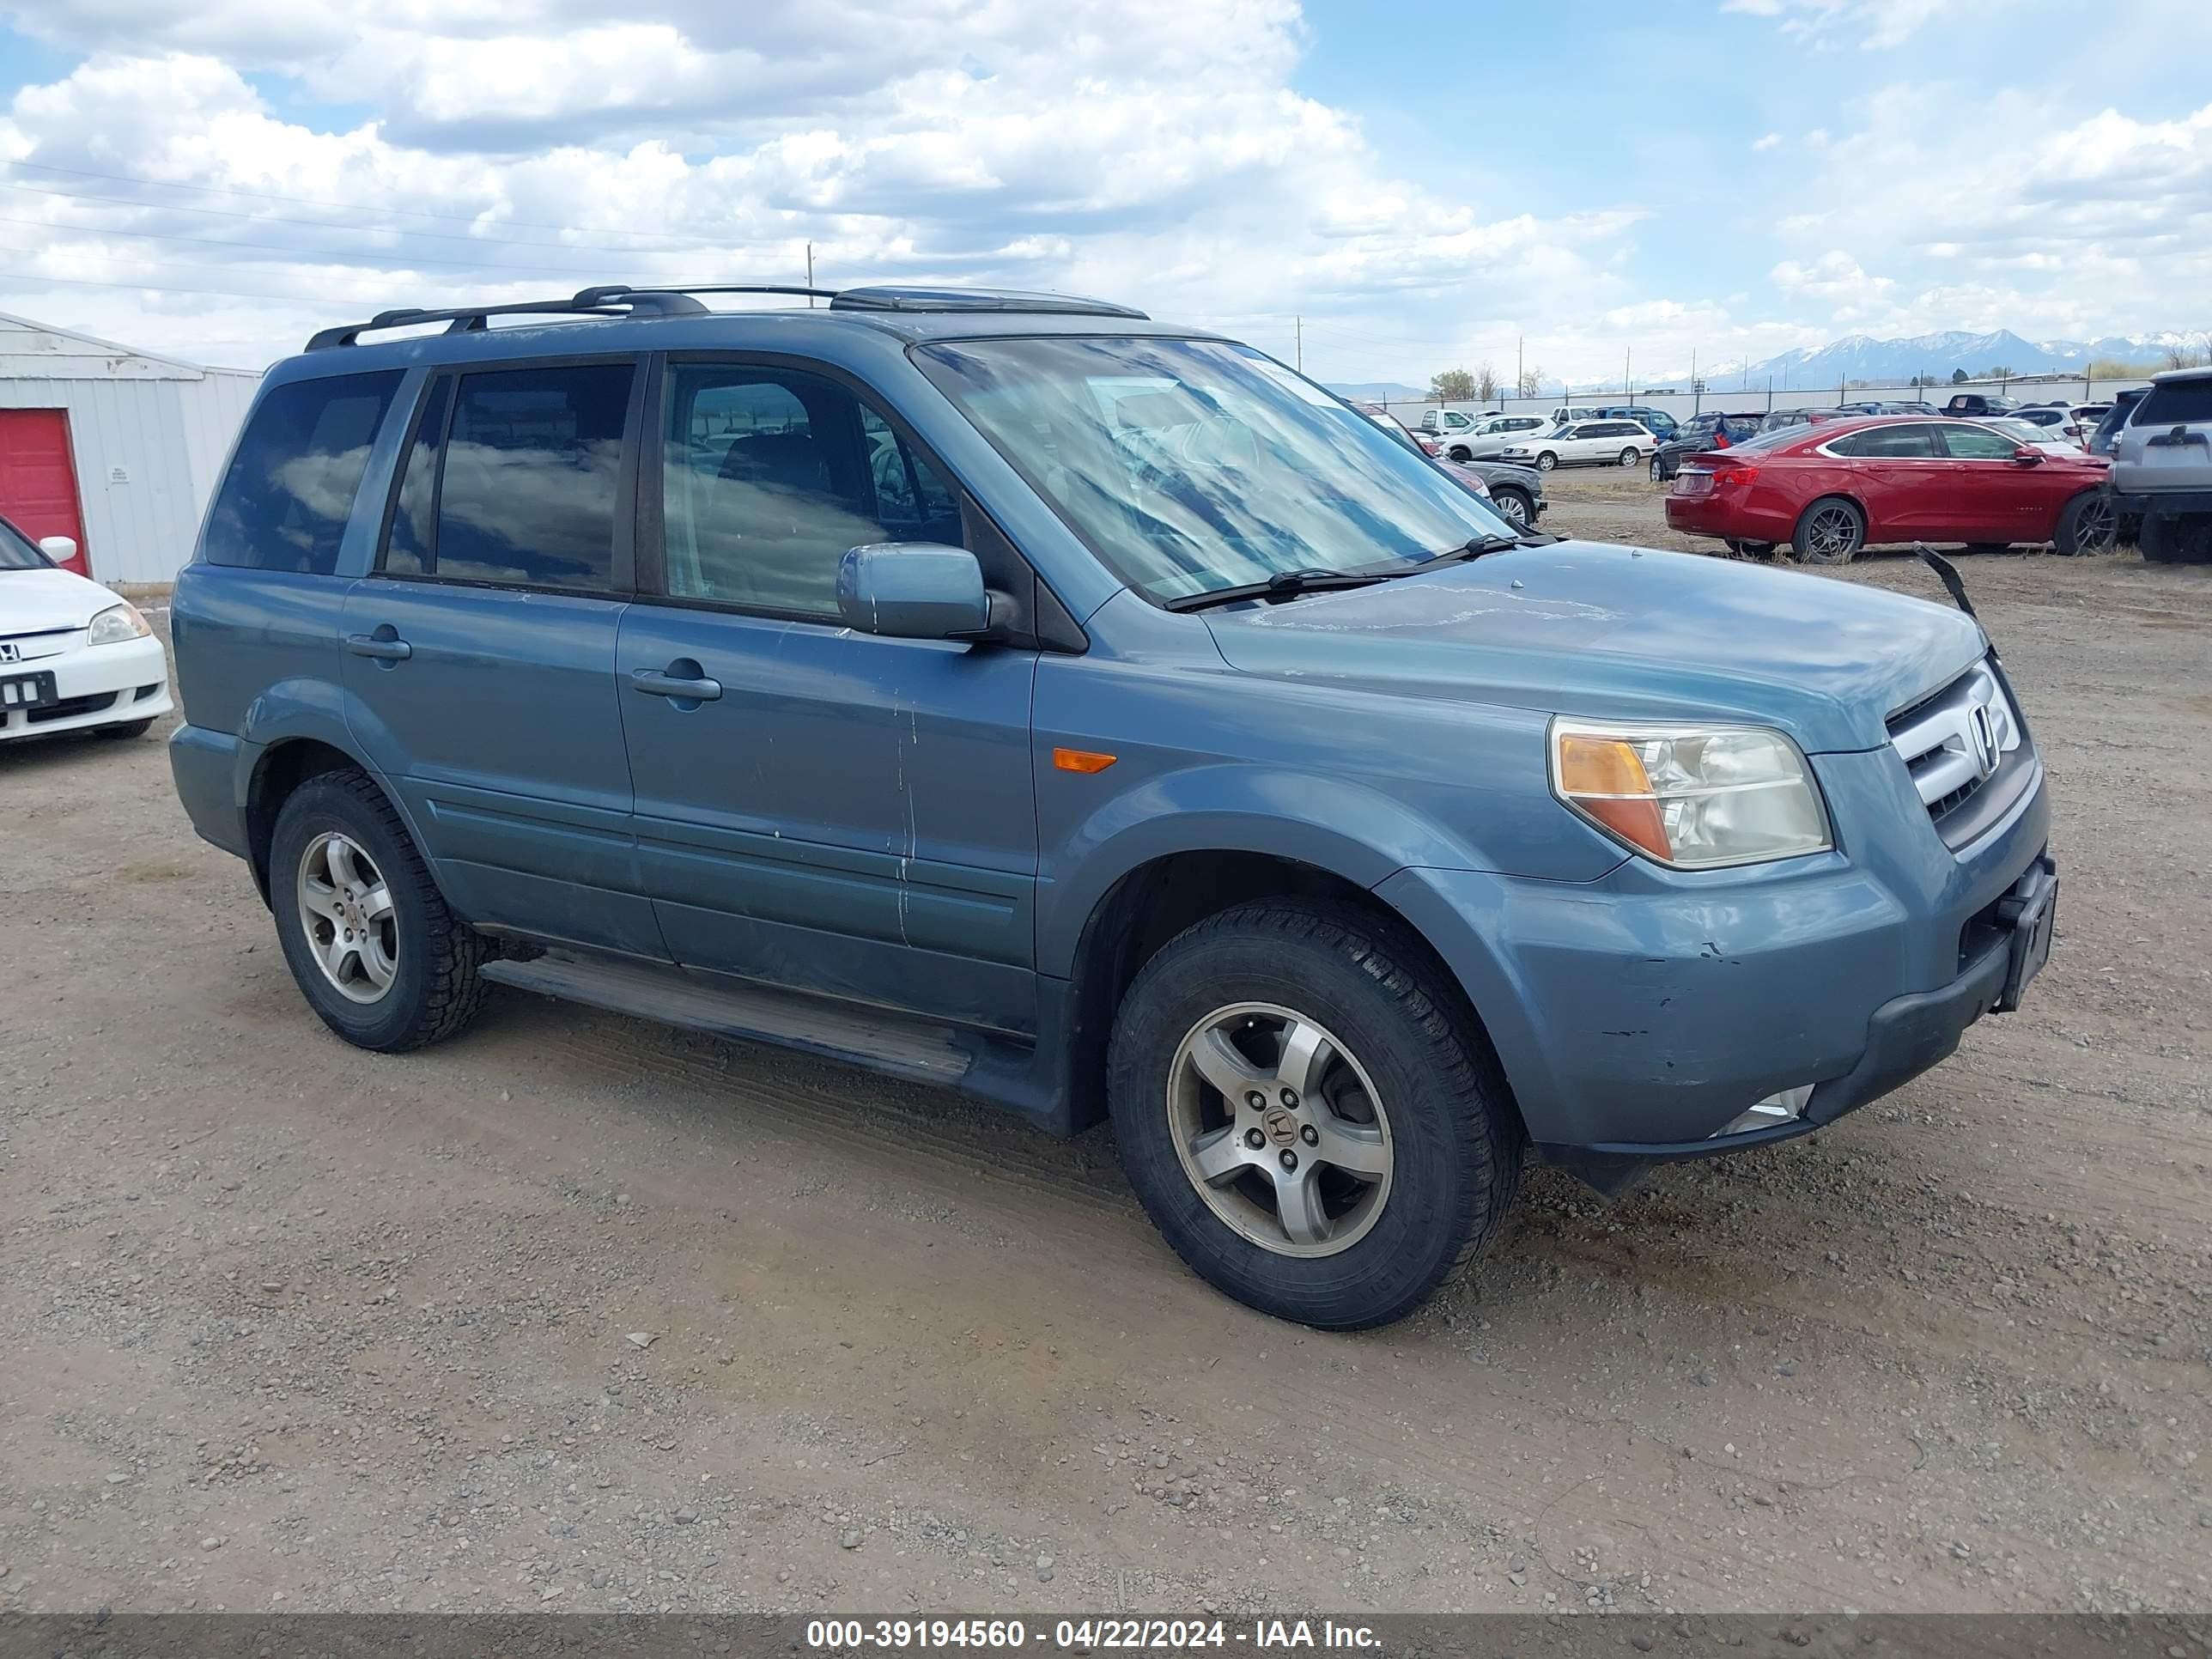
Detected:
left=2012, top=447, right=2045, bottom=465
left=836, top=544, right=994, bottom=641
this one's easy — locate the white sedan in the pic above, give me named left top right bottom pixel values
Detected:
left=1498, top=417, right=1657, bottom=471
left=1, top=520, right=171, bottom=743
left=1437, top=412, right=1553, bottom=461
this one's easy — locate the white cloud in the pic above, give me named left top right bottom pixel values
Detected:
left=0, top=4, right=1656, bottom=378
left=1752, top=132, right=1783, bottom=151
left=1720, top=0, right=1989, bottom=50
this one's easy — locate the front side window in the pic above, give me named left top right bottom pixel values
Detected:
left=660, top=363, right=963, bottom=617
left=204, top=371, right=404, bottom=574
left=1940, top=424, right=2021, bottom=460
left=0, top=516, right=48, bottom=571
left=431, top=363, right=633, bottom=589
left=914, top=336, right=1515, bottom=604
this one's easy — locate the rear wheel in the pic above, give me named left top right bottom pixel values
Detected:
left=1447, top=445, right=1473, bottom=463
left=1619, top=447, right=1640, bottom=468
left=1107, top=902, right=1521, bottom=1330
left=1488, top=485, right=1534, bottom=529
left=2141, top=514, right=2212, bottom=564
left=2052, top=492, right=2116, bottom=556
left=1792, top=496, right=1865, bottom=565
left=270, top=769, right=488, bottom=1052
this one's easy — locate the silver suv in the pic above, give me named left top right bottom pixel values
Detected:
left=2111, top=367, right=2212, bottom=564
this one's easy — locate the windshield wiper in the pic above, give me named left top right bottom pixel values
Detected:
left=1424, top=535, right=1530, bottom=570
left=1164, top=567, right=1396, bottom=613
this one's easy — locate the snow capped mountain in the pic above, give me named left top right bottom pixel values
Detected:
left=1690, top=330, right=2201, bottom=389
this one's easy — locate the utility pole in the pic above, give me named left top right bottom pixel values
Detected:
left=1516, top=334, right=1523, bottom=404
left=806, top=241, right=815, bottom=307
left=1295, top=315, right=1303, bottom=374
left=1691, top=348, right=1698, bottom=416
left=1625, top=347, right=1632, bottom=401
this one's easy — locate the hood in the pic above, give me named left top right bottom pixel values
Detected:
left=0, top=567, right=112, bottom=635
left=1200, top=541, right=1987, bottom=754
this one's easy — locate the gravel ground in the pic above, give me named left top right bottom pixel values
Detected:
left=3, top=481, right=2208, bottom=1618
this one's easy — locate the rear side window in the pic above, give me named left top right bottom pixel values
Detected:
left=381, top=379, right=450, bottom=577
left=1832, top=424, right=1941, bottom=458
left=2135, top=380, right=2212, bottom=426
left=432, top=363, right=635, bottom=590
left=203, top=371, right=404, bottom=574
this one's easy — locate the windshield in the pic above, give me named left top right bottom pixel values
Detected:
left=914, top=337, right=1516, bottom=602
left=0, top=517, right=51, bottom=571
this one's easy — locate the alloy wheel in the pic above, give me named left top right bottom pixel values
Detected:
left=1166, top=1002, right=1394, bottom=1257
left=1493, top=491, right=1529, bottom=528
left=1803, top=504, right=1862, bottom=562
left=296, top=831, right=398, bottom=1004
left=2072, top=495, right=2116, bottom=554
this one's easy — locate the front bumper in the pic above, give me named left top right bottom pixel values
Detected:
left=1376, top=751, right=2051, bottom=1189
left=0, top=630, right=171, bottom=741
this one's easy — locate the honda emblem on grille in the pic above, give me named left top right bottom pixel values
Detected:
left=1967, top=702, right=1999, bottom=781
left=0, top=641, right=19, bottom=664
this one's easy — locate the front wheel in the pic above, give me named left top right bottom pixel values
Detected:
left=2051, top=492, right=2116, bottom=556
left=1649, top=456, right=1667, bottom=483
left=1489, top=486, right=1534, bottom=529
left=270, top=769, right=488, bottom=1052
left=1107, top=902, right=1522, bottom=1329
left=1533, top=451, right=1558, bottom=472
left=1447, top=445, right=1472, bottom=463
left=1619, top=447, right=1640, bottom=467
left=1792, top=496, right=1865, bottom=565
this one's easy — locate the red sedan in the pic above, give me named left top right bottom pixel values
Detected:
left=1663, top=416, right=2116, bottom=562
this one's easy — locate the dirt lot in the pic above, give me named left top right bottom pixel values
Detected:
left=3, top=474, right=2209, bottom=1618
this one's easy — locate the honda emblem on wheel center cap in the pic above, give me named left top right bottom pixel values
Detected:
left=1262, top=1109, right=1300, bottom=1146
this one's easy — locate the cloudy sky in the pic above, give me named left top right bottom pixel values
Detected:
left=0, top=0, right=2205, bottom=385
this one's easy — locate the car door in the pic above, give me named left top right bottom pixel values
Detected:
left=341, top=358, right=663, bottom=958
left=617, top=357, right=1042, bottom=1036
left=1934, top=421, right=2041, bottom=541
left=1832, top=422, right=1948, bottom=538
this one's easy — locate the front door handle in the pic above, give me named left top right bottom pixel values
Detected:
left=345, top=632, right=412, bottom=661
left=629, top=665, right=722, bottom=702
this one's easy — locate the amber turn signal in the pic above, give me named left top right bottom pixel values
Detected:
left=1551, top=732, right=1672, bottom=862
left=1053, top=747, right=1118, bottom=774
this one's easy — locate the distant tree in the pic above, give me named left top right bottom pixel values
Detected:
left=1516, top=364, right=1545, bottom=398
left=1429, top=368, right=1478, bottom=402
left=1950, top=368, right=1970, bottom=385
left=2164, top=337, right=2211, bottom=370
left=2088, top=356, right=2158, bottom=379
left=1474, top=363, right=1499, bottom=403
left=1984, top=365, right=2014, bottom=380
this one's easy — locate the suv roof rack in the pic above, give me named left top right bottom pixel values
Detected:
left=586, top=282, right=1148, bottom=319
left=306, top=281, right=1148, bottom=349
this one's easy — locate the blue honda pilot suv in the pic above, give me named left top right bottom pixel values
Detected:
left=168, top=283, right=2057, bottom=1328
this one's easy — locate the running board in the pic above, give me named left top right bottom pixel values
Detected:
left=482, top=951, right=975, bottom=1085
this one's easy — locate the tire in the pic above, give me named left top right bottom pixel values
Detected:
left=1791, top=496, right=1865, bottom=565
left=269, top=768, right=488, bottom=1053
left=2052, top=491, right=2118, bottom=556
left=1106, top=901, right=1522, bottom=1330
left=2141, top=515, right=2212, bottom=565
left=1649, top=456, right=1668, bottom=484
left=1533, top=451, right=1558, bottom=472
left=98, top=718, right=155, bottom=740
left=1488, top=486, right=1533, bottom=530
left=1619, top=447, right=1640, bottom=468
left=1447, top=445, right=1472, bottom=463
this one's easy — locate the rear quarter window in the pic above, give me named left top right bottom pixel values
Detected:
left=2134, top=380, right=2212, bottom=426
left=203, top=371, right=405, bottom=574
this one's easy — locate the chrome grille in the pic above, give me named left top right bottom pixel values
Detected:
left=1887, top=661, right=2029, bottom=845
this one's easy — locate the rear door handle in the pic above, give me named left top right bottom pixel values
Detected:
left=629, top=666, right=722, bottom=702
left=345, top=632, right=412, bottom=661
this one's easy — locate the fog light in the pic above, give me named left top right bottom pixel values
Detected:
left=1711, top=1085, right=1814, bottom=1139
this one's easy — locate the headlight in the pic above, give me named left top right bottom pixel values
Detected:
left=85, top=602, right=151, bottom=646
left=1549, top=719, right=1831, bottom=869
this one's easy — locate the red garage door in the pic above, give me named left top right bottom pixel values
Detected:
left=0, top=409, right=90, bottom=576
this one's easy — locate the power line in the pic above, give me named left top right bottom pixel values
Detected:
left=0, top=157, right=800, bottom=252
left=0, top=208, right=701, bottom=279
left=0, top=175, right=795, bottom=259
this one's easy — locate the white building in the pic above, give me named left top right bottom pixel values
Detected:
left=0, top=312, right=262, bottom=587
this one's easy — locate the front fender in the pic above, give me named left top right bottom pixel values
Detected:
left=1036, top=761, right=1520, bottom=978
